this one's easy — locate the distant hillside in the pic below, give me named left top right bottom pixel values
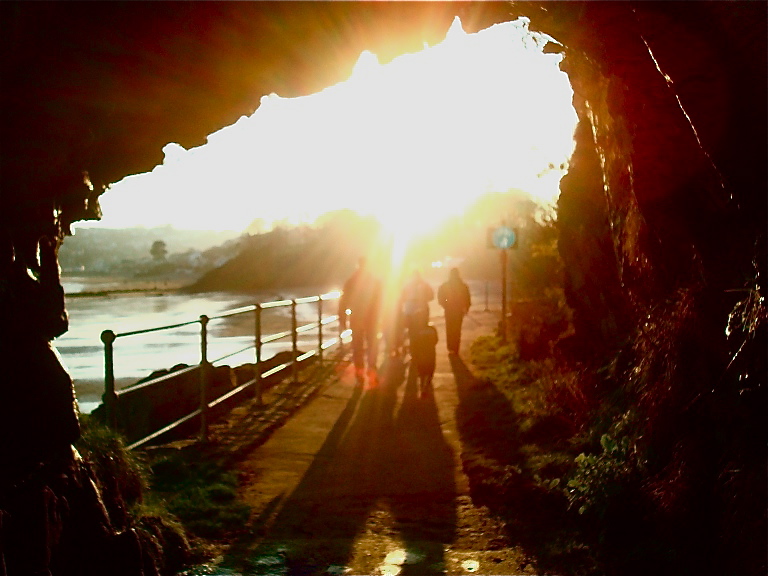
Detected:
left=60, top=226, right=241, bottom=274
left=184, top=213, right=382, bottom=293
left=184, top=196, right=549, bottom=294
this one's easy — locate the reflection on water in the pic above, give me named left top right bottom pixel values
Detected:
left=55, top=287, right=336, bottom=413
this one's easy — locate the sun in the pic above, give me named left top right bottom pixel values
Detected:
left=326, top=16, right=576, bottom=268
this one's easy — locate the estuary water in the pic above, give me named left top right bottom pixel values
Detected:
left=56, top=278, right=340, bottom=414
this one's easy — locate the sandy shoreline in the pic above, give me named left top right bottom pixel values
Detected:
left=62, top=275, right=190, bottom=297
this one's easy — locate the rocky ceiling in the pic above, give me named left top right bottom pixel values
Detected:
left=2, top=1, right=765, bottom=241
left=1, top=1, right=514, bottom=234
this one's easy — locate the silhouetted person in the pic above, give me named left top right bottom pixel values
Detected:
left=438, top=267, right=471, bottom=354
left=409, top=319, right=438, bottom=397
left=339, top=257, right=383, bottom=384
left=399, top=269, right=434, bottom=344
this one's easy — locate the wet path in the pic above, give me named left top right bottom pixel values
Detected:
left=201, top=310, right=538, bottom=575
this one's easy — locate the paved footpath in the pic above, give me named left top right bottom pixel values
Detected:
left=200, top=308, right=542, bottom=576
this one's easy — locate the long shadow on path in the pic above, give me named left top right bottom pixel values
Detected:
left=450, top=354, right=520, bottom=468
left=450, top=352, right=585, bottom=575
left=230, top=356, right=457, bottom=575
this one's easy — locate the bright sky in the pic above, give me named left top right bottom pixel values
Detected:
left=82, top=17, right=577, bottom=240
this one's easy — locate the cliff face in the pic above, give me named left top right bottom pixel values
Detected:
left=530, top=1, right=767, bottom=353
left=517, top=2, right=766, bottom=572
left=1, top=1, right=766, bottom=573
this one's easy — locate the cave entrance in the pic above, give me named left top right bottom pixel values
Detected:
left=82, top=16, right=577, bottom=268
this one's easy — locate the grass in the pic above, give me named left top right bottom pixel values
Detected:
left=75, top=416, right=254, bottom=572
left=458, top=313, right=606, bottom=574
left=148, top=447, right=252, bottom=543
left=464, top=321, right=691, bottom=575
left=460, top=272, right=768, bottom=576
left=75, top=416, right=194, bottom=574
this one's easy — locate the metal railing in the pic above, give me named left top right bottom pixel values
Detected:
left=99, top=291, right=349, bottom=450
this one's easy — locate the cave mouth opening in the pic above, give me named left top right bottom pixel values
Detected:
left=84, top=16, right=577, bottom=263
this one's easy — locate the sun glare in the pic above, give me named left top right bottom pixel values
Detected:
left=85, top=16, right=577, bottom=259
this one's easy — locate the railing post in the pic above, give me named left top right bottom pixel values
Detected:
left=199, top=314, right=210, bottom=442
left=291, top=299, right=298, bottom=384
left=317, top=296, right=323, bottom=363
left=101, top=330, right=117, bottom=430
left=499, top=249, right=508, bottom=341
left=254, top=304, right=263, bottom=405
left=339, top=296, right=346, bottom=352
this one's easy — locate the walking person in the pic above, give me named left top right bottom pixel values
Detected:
left=339, top=257, right=383, bottom=385
left=399, top=269, right=434, bottom=344
left=409, top=319, right=439, bottom=397
left=438, top=267, right=471, bottom=354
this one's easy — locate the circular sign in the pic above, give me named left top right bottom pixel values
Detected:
left=492, top=226, right=516, bottom=249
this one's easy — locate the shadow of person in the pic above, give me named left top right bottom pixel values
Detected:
left=448, top=347, right=576, bottom=574
left=449, top=353, right=520, bottom=467
left=225, top=367, right=369, bottom=563
left=232, top=356, right=406, bottom=573
left=282, top=377, right=397, bottom=568
left=385, top=363, right=457, bottom=574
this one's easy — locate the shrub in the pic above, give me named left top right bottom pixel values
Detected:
left=75, top=419, right=192, bottom=573
left=565, top=431, right=637, bottom=517
left=75, top=418, right=149, bottom=527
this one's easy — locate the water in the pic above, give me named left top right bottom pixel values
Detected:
left=55, top=282, right=338, bottom=413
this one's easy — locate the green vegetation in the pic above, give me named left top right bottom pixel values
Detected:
left=149, top=447, right=251, bottom=542
left=76, top=417, right=193, bottom=574
left=461, top=334, right=596, bottom=572
left=75, top=417, right=253, bottom=572
left=186, top=191, right=547, bottom=293
left=457, top=211, right=767, bottom=575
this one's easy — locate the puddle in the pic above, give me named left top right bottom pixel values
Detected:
left=383, top=549, right=425, bottom=565
left=244, top=550, right=290, bottom=576
left=378, top=547, right=428, bottom=575
left=178, top=566, right=242, bottom=576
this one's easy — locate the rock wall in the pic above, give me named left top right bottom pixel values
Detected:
left=515, top=2, right=766, bottom=572
left=530, top=1, right=767, bottom=350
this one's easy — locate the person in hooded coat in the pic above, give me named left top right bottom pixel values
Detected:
left=437, top=267, right=471, bottom=354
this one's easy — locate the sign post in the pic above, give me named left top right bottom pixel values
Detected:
left=488, top=224, right=517, bottom=340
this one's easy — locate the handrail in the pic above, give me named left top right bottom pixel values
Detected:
left=261, top=299, right=293, bottom=309
left=112, top=318, right=202, bottom=339
left=210, top=304, right=257, bottom=319
left=116, top=364, right=200, bottom=397
left=261, top=330, right=293, bottom=344
left=209, top=343, right=255, bottom=365
left=126, top=408, right=202, bottom=451
left=101, top=291, right=346, bottom=448
left=295, top=321, right=318, bottom=334
left=294, top=295, right=320, bottom=305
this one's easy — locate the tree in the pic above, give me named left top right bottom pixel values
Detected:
left=150, top=240, right=167, bottom=262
